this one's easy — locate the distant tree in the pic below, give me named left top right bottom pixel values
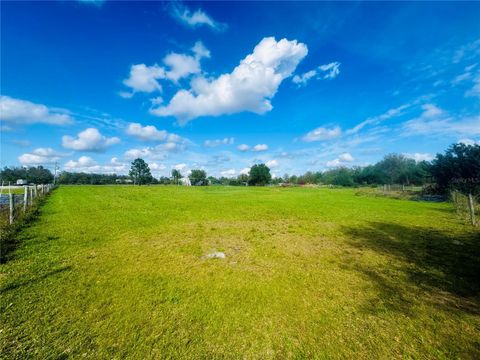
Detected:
left=158, top=176, right=171, bottom=185
left=430, top=143, right=480, bottom=225
left=207, top=176, right=220, bottom=185
left=0, top=166, right=53, bottom=184
left=189, top=169, right=208, bottom=186
left=248, top=164, right=272, bottom=186
left=171, top=169, right=183, bottom=185
left=129, top=158, right=153, bottom=185
left=237, top=174, right=249, bottom=185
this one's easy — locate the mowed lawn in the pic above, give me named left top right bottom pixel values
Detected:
left=1, top=186, right=479, bottom=359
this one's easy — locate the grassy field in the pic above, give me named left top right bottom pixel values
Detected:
left=1, top=186, right=479, bottom=359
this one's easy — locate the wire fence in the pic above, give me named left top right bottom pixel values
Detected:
left=0, top=184, right=56, bottom=227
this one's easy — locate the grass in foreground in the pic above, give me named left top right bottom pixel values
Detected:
left=0, top=186, right=479, bottom=359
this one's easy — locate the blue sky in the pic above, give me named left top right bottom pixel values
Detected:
left=1, top=1, right=479, bottom=178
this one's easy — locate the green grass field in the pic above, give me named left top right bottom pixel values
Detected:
left=1, top=186, right=479, bottom=359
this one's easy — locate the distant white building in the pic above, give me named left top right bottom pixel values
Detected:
left=180, top=178, right=191, bottom=186
left=16, top=179, right=28, bottom=185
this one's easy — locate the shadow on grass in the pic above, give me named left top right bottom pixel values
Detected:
left=341, top=222, right=480, bottom=314
left=0, top=265, right=72, bottom=294
left=0, top=196, right=49, bottom=264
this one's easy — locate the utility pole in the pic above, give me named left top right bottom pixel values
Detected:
left=53, top=161, right=59, bottom=185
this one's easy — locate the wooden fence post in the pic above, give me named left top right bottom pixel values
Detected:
left=468, top=193, right=476, bottom=226
left=34, top=185, right=38, bottom=198
left=24, top=186, right=28, bottom=212
left=9, top=193, right=14, bottom=225
left=30, top=186, right=33, bottom=203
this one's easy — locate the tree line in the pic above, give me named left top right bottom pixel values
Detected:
left=1, top=143, right=478, bottom=195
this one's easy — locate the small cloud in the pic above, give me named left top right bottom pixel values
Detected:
left=204, top=137, right=234, bottom=147
left=265, top=159, right=279, bottom=168
left=404, top=153, right=434, bottom=162
left=126, top=123, right=167, bottom=142
left=62, top=128, right=120, bottom=152
left=122, top=64, right=165, bottom=95
left=338, top=153, right=354, bottom=162
left=292, top=62, right=341, bottom=86
left=252, top=144, right=268, bottom=152
left=302, top=126, right=341, bottom=142
left=170, top=3, right=226, bottom=31
left=239, top=167, right=250, bottom=175
left=237, top=144, right=250, bottom=152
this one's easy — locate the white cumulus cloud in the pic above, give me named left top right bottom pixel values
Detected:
left=18, top=148, right=68, bottom=165
left=302, top=126, right=341, bottom=142
left=338, top=153, right=354, bottom=162
left=252, top=144, right=269, bottom=152
left=0, top=96, right=73, bottom=126
left=151, top=37, right=308, bottom=124
left=121, top=42, right=210, bottom=96
left=62, top=128, right=120, bottom=152
left=237, top=144, right=250, bottom=152
left=125, top=122, right=182, bottom=143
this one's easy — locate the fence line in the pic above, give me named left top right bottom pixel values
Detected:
left=0, top=184, right=56, bottom=225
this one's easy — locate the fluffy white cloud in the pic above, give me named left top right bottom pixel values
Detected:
left=302, top=126, right=341, bottom=142
left=292, top=62, right=341, bottom=86
left=122, top=42, right=210, bottom=95
left=265, top=159, right=279, bottom=168
left=240, top=167, right=250, bottom=175
left=237, top=144, right=250, bottom=152
left=164, top=53, right=201, bottom=83
left=338, top=153, right=354, bottom=162
left=126, top=123, right=167, bottom=141
left=402, top=104, right=480, bottom=137
left=220, top=169, right=236, bottom=177
left=325, top=152, right=354, bottom=168
left=18, top=148, right=68, bottom=165
left=204, top=137, right=234, bottom=147
left=0, top=96, right=73, bottom=126
left=404, top=153, right=434, bottom=162
left=64, top=156, right=128, bottom=174
left=170, top=3, right=226, bottom=31
left=151, top=37, right=308, bottom=124
left=124, top=140, right=185, bottom=161
left=62, top=128, right=120, bottom=152
left=125, top=122, right=182, bottom=143
left=122, top=64, right=165, bottom=95
left=252, top=144, right=269, bottom=152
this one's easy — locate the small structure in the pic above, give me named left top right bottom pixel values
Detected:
left=16, top=179, right=28, bottom=185
left=180, top=178, right=191, bottom=186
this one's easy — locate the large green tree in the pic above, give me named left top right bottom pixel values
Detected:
left=248, top=164, right=272, bottom=186
left=430, top=143, right=480, bottom=225
left=129, top=158, right=153, bottom=185
left=189, top=169, right=208, bottom=186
